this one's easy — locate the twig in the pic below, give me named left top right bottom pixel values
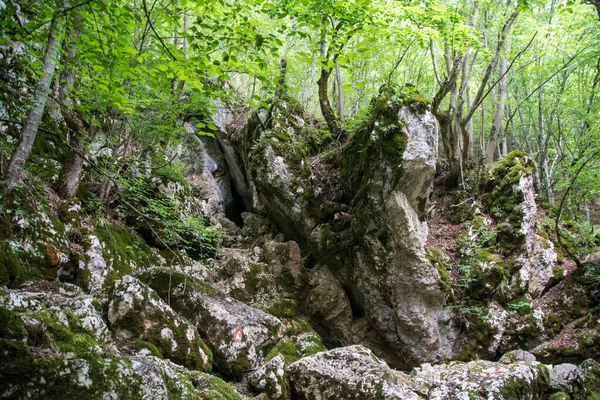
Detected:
left=142, top=0, right=178, bottom=61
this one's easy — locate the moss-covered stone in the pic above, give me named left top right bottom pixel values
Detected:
left=427, top=248, right=455, bottom=301
left=0, top=185, right=70, bottom=286
left=91, top=221, right=158, bottom=290
left=265, top=338, right=300, bottom=366
left=108, top=276, right=212, bottom=371
left=132, top=339, right=164, bottom=358
left=483, top=150, right=535, bottom=252
left=0, top=307, right=28, bottom=340
left=340, top=85, right=413, bottom=206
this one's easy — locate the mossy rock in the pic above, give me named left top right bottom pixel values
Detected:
left=108, top=276, right=212, bottom=371
left=0, top=307, right=28, bottom=340
left=447, top=191, right=477, bottom=224
left=92, top=220, right=158, bottom=290
left=0, top=339, right=146, bottom=399
left=483, top=150, right=535, bottom=251
left=427, top=248, right=455, bottom=301
left=265, top=338, right=301, bottom=366
left=340, top=85, right=413, bottom=206
left=132, top=339, right=164, bottom=358
left=0, top=186, right=71, bottom=286
left=579, top=359, right=600, bottom=400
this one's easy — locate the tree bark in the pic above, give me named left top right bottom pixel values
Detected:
left=486, top=54, right=510, bottom=164
left=5, top=7, right=65, bottom=190
left=56, top=110, right=87, bottom=199
left=335, top=61, right=344, bottom=124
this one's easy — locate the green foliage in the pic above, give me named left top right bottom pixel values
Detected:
left=118, top=168, right=220, bottom=259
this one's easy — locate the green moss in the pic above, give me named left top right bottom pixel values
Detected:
left=132, top=339, right=164, bottom=358
left=0, top=336, right=144, bottom=399
left=136, top=268, right=220, bottom=302
left=0, top=307, right=27, bottom=340
left=457, top=307, right=498, bottom=361
left=199, top=374, right=244, bottom=400
left=544, top=314, right=564, bottom=338
left=484, top=151, right=535, bottom=252
left=265, top=338, right=300, bottom=366
left=228, top=354, right=252, bottom=375
left=30, top=309, right=101, bottom=358
left=93, top=220, right=158, bottom=290
left=109, top=277, right=212, bottom=371
left=553, top=266, right=565, bottom=280
left=427, top=248, right=455, bottom=301
left=341, top=85, right=412, bottom=208
left=497, top=364, right=549, bottom=400
left=0, top=246, right=28, bottom=286
left=551, top=392, right=570, bottom=400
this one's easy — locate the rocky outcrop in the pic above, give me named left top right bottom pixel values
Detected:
left=484, top=151, right=558, bottom=297
left=237, top=87, right=456, bottom=369
left=137, top=267, right=284, bottom=375
left=108, top=275, right=212, bottom=371
left=287, top=345, right=422, bottom=399
left=338, top=88, right=456, bottom=367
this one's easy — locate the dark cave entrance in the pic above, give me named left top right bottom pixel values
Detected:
left=225, top=182, right=247, bottom=227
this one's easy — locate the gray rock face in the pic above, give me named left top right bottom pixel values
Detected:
left=180, top=121, right=234, bottom=216
left=287, top=345, right=422, bottom=400
left=107, top=276, right=212, bottom=371
left=137, top=268, right=284, bottom=375
left=342, top=104, right=456, bottom=368
left=498, top=349, right=537, bottom=364
left=248, top=354, right=290, bottom=400
left=244, top=100, right=319, bottom=242
left=411, top=360, right=550, bottom=399
left=549, top=363, right=579, bottom=393
left=305, top=266, right=354, bottom=345
left=209, top=244, right=301, bottom=318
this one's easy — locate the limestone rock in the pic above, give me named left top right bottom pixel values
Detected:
left=137, top=268, right=284, bottom=375
left=245, top=98, right=321, bottom=242
left=210, top=242, right=303, bottom=318
left=340, top=93, right=456, bottom=368
left=305, top=266, right=354, bottom=345
left=411, top=359, right=550, bottom=399
left=548, top=363, right=578, bottom=393
left=578, top=359, right=600, bottom=399
left=248, top=355, right=290, bottom=400
left=108, top=275, right=212, bottom=371
left=287, top=345, right=422, bottom=400
left=485, top=151, right=558, bottom=298
left=498, top=349, right=536, bottom=364
left=241, top=212, right=277, bottom=247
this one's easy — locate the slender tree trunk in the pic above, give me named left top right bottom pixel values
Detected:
left=335, top=61, right=344, bottom=125
left=486, top=55, right=509, bottom=164
left=57, top=111, right=86, bottom=199
left=317, top=17, right=343, bottom=138
left=5, top=8, right=65, bottom=190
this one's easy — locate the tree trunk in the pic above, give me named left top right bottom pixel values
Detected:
left=57, top=111, right=87, bottom=199
left=317, top=68, right=343, bottom=138
left=335, top=61, right=344, bottom=124
left=5, top=8, right=65, bottom=190
left=486, top=54, right=510, bottom=164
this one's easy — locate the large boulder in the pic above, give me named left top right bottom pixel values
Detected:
left=107, top=275, right=212, bottom=371
left=137, top=268, right=284, bottom=375
left=287, top=345, right=422, bottom=399
left=411, top=359, right=550, bottom=399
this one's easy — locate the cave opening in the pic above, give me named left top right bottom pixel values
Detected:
left=225, top=182, right=247, bottom=227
